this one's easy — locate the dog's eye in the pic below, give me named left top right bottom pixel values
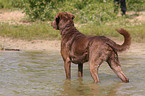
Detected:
left=72, top=16, right=75, bottom=19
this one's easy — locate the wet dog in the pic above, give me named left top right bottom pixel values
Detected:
left=51, top=12, right=131, bottom=83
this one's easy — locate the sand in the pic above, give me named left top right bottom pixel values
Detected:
left=0, top=36, right=145, bottom=56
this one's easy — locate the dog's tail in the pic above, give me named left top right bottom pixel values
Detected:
left=107, top=28, right=131, bottom=52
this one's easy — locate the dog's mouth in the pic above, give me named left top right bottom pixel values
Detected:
left=51, top=21, right=58, bottom=30
left=52, top=26, right=57, bottom=30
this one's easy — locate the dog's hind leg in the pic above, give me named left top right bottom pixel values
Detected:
left=107, top=54, right=129, bottom=83
left=78, top=63, right=83, bottom=77
left=89, top=58, right=103, bottom=83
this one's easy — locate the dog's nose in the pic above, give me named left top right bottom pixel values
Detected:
left=51, top=21, right=53, bottom=26
left=48, top=21, right=51, bottom=24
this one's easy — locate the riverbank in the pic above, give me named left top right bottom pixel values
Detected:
left=0, top=10, right=145, bottom=54
left=0, top=36, right=60, bottom=52
left=1, top=36, right=145, bottom=56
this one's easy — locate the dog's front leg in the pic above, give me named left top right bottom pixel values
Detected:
left=64, top=57, right=71, bottom=79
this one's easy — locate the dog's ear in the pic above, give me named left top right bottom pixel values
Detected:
left=54, top=15, right=60, bottom=30
left=55, top=15, right=60, bottom=25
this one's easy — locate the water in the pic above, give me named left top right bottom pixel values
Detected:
left=0, top=51, right=145, bottom=96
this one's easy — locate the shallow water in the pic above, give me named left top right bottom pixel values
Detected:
left=0, top=51, right=145, bottom=96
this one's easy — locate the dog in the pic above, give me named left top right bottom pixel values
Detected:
left=51, top=12, right=131, bottom=83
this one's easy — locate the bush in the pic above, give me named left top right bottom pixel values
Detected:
left=22, top=0, right=145, bottom=23
left=127, top=0, right=145, bottom=11
left=77, top=2, right=116, bottom=24
left=23, top=0, right=116, bottom=23
left=23, top=0, right=59, bottom=21
left=0, top=0, right=23, bottom=8
left=1, top=0, right=145, bottom=23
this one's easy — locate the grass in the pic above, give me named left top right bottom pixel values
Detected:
left=79, top=23, right=145, bottom=42
left=0, top=21, right=145, bottom=42
left=0, top=7, right=145, bottom=42
left=127, top=24, right=145, bottom=42
left=0, top=22, right=60, bottom=41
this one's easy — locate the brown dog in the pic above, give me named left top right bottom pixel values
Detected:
left=51, top=12, right=131, bottom=83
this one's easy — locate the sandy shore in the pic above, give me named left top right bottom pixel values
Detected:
left=0, top=36, right=60, bottom=52
left=1, top=36, right=145, bottom=56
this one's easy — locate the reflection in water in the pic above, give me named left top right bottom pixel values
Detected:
left=0, top=51, right=145, bottom=96
left=60, top=78, right=123, bottom=96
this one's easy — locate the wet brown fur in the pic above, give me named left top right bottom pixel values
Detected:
left=51, top=12, right=131, bottom=83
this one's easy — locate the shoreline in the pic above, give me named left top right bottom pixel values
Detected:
left=1, top=36, right=145, bottom=55
left=0, top=37, right=60, bottom=52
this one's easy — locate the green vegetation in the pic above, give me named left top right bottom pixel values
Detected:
left=0, top=0, right=23, bottom=8
left=22, top=0, right=145, bottom=23
left=1, top=0, right=145, bottom=23
left=0, top=23, right=60, bottom=40
left=0, top=0, right=145, bottom=42
left=79, top=23, right=145, bottom=42
left=0, top=22, right=145, bottom=42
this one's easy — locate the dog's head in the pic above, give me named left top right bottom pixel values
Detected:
left=51, top=12, right=75, bottom=30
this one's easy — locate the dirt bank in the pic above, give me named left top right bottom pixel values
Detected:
left=0, top=36, right=145, bottom=56
left=0, top=36, right=60, bottom=52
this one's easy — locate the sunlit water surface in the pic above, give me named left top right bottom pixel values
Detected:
left=0, top=51, right=145, bottom=96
